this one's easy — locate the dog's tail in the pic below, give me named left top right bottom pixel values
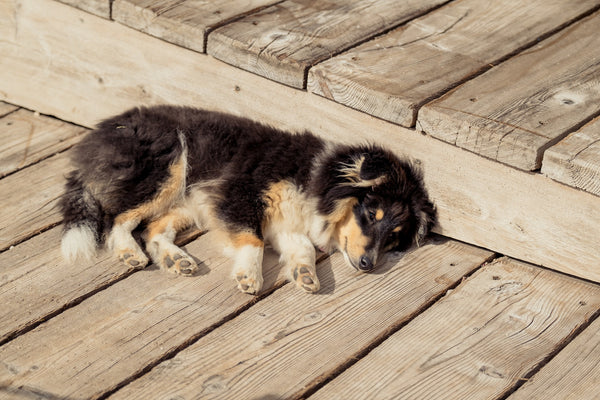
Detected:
left=60, top=172, right=104, bottom=262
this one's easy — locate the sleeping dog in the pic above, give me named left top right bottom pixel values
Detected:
left=60, top=106, right=436, bottom=294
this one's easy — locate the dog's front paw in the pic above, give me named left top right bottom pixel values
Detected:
left=235, top=272, right=263, bottom=295
left=163, top=252, right=198, bottom=276
left=293, top=265, right=320, bottom=293
left=118, top=249, right=149, bottom=269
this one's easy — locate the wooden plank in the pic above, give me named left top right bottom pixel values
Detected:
left=542, top=116, right=600, bottom=196
left=507, top=316, right=600, bottom=400
left=112, top=0, right=281, bottom=53
left=1, top=0, right=600, bottom=282
left=0, top=232, right=294, bottom=399
left=308, top=0, right=600, bottom=128
left=0, top=151, right=72, bottom=251
left=207, top=0, right=448, bottom=88
left=0, top=227, right=119, bottom=344
left=55, top=0, right=111, bottom=18
left=105, top=240, right=492, bottom=399
left=417, top=11, right=600, bottom=171
left=0, top=109, right=86, bottom=177
left=309, top=258, right=600, bottom=400
left=0, top=101, right=18, bottom=117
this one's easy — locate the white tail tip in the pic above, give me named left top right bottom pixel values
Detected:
left=61, top=224, right=97, bottom=263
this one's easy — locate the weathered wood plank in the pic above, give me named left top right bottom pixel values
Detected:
left=417, top=11, right=600, bottom=171
left=542, top=116, right=600, bottom=196
left=308, top=0, right=600, bottom=128
left=0, top=109, right=86, bottom=177
left=309, top=258, right=600, bottom=400
left=0, top=227, right=119, bottom=344
left=112, top=0, right=280, bottom=53
left=55, top=0, right=111, bottom=18
left=0, top=151, right=72, bottom=251
left=0, top=101, right=18, bottom=117
left=1, top=0, right=600, bottom=282
left=0, top=232, right=294, bottom=399
left=109, top=240, right=493, bottom=400
left=208, top=0, right=448, bottom=88
left=507, top=316, right=600, bottom=400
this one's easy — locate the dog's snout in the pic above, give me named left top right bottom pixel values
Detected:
left=358, top=255, right=374, bottom=271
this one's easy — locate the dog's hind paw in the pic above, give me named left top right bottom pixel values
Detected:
left=235, top=272, right=263, bottom=295
left=118, top=249, right=149, bottom=269
left=293, top=265, right=320, bottom=293
left=163, top=253, right=198, bottom=276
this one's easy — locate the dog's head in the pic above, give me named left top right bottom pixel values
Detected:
left=316, top=145, right=436, bottom=272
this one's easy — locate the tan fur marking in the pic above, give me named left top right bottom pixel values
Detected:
left=336, top=209, right=368, bottom=260
left=262, top=180, right=292, bottom=226
left=114, top=156, right=187, bottom=226
left=231, top=232, right=264, bottom=248
left=392, top=226, right=402, bottom=233
left=326, top=197, right=359, bottom=227
left=146, top=209, right=193, bottom=239
left=375, top=209, right=384, bottom=221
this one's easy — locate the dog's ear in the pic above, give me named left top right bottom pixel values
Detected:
left=413, top=198, right=436, bottom=246
left=339, top=154, right=388, bottom=188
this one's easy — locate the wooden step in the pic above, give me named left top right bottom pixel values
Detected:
left=113, top=0, right=281, bottom=53
left=208, top=0, right=448, bottom=88
left=308, top=0, right=600, bottom=128
left=418, top=11, right=600, bottom=171
left=542, top=116, right=600, bottom=196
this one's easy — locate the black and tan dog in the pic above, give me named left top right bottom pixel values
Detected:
left=60, top=106, right=435, bottom=294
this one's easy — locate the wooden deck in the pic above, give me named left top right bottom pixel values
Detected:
left=1, top=0, right=599, bottom=398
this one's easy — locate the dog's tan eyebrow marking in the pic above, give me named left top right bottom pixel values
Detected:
left=392, top=226, right=402, bottom=233
left=375, top=209, right=384, bottom=221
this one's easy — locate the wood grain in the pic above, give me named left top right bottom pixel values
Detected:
left=308, top=0, right=600, bottom=128
left=55, top=0, right=111, bottom=18
left=107, top=239, right=492, bottom=399
left=0, top=232, right=296, bottom=399
left=0, top=101, right=18, bottom=117
left=542, top=116, right=600, bottom=196
left=1, top=0, right=600, bottom=282
left=208, top=0, right=448, bottom=88
left=309, top=257, right=600, bottom=400
left=112, top=0, right=280, bottom=53
left=417, top=11, right=600, bottom=171
left=0, top=109, right=86, bottom=177
left=507, top=315, right=600, bottom=400
left=0, top=151, right=72, bottom=251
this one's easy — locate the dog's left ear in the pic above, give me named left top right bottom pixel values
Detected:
left=339, top=154, right=388, bottom=188
left=413, top=199, right=436, bottom=246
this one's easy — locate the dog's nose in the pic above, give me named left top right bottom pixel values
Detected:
left=358, top=256, right=374, bottom=271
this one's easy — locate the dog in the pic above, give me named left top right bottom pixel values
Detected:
left=60, top=105, right=436, bottom=294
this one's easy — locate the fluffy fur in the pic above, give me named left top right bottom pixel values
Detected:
left=60, top=105, right=436, bottom=294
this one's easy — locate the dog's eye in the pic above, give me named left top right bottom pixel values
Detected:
left=367, top=210, right=376, bottom=222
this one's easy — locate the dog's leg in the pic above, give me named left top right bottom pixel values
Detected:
left=227, top=232, right=265, bottom=295
left=271, top=232, right=319, bottom=293
left=145, top=208, right=198, bottom=276
left=107, top=214, right=149, bottom=269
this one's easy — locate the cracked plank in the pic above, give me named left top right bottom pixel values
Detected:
left=542, top=116, right=600, bottom=196
left=309, top=257, right=600, bottom=400
left=507, top=315, right=600, bottom=400
left=308, top=0, right=600, bottom=128
left=107, top=239, right=493, bottom=399
left=417, top=11, right=600, bottom=170
left=0, top=102, right=18, bottom=118
left=0, top=109, right=86, bottom=177
left=208, top=0, right=448, bottom=88
left=112, top=0, right=281, bottom=53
